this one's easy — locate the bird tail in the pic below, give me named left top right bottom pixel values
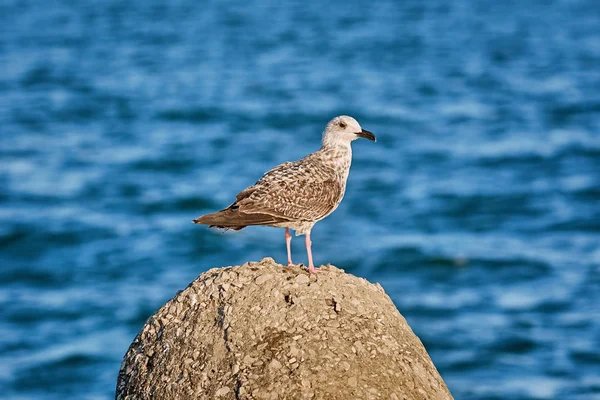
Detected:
left=193, top=208, right=289, bottom=230
left=192, top=209, right=244, bottom=230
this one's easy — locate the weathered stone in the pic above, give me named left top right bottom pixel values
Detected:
left=294, top=274, right=310, bottom=284
left=348, top=376, right=358, bottom=387
left=268, top=358, right=282, bottom=370
left=255, top=273, right=272, bottom=285
left=116, top=258, right=453, bottom=399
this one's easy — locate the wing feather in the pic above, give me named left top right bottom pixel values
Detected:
left=232, top=155, right=345, bottom=222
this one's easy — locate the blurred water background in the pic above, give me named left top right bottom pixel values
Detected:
left=1, top=0, right=600, bottom=399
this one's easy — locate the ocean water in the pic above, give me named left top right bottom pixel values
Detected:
left=1, top=1, right=599, bottom=399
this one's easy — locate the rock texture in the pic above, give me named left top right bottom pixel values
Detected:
left=116, top=258, right=453, bottom=400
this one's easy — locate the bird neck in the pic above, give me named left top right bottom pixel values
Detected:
left=320, top=142, right=352, bottom=158
left=319, top=143, right=353, bottom=175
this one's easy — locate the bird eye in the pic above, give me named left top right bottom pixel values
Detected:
left=339, top=121, right=347, bottom=129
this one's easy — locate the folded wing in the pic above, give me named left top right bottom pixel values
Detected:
left=193, top=156, right=344, bottom=229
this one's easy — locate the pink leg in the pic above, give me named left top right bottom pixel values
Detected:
left=305, top=232, right=321, bottom=274
left=285, top=228, right=293, bottom=266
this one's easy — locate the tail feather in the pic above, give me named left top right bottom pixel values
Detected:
left=193, top=208, right=289, bottom=230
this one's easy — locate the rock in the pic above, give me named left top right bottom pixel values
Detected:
left=116, top=258, right=453, bottom=400
left=268, top=358, right=282, bottom=370
left=294, top=274, right=310, bottom=284
left=348, top=376, right=358, bottom=387
left=215, top=386, right=231, bottom=396
left=255, top=273, right=272, bottom=285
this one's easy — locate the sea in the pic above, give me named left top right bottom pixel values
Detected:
left=1, top=1, right=599, bottom=399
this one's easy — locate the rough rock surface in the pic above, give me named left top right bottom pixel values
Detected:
left=116, top=258, right=453, bottom=400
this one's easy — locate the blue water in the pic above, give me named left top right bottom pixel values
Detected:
left=2, top=1, right=599, bottom=399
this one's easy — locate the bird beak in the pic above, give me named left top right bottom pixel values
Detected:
left=356, top=129, right=376, bottom=142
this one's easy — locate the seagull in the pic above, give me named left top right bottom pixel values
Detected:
left=193, top=115, right=376, bottom=273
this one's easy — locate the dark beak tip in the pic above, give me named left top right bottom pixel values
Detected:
left=358, top=129, right=376, bottom=142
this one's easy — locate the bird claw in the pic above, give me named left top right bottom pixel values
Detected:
left=287, top=262, right=294, bottom=267
left=307, top=266, right=322, bottom=274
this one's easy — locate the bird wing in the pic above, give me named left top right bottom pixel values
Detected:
left=231, top=155, right=345, bottom=222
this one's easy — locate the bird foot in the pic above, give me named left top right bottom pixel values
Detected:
left=287, top=262, right=294, bottom=267
left=307, top=266, right=322, bottom=274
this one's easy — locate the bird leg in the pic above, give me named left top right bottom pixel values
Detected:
left=305, top=232, right=321, bottom=274
left=285, top=228, right=293, bottom=266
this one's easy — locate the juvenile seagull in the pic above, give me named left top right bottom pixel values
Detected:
left=193, top=115, right=376, bottom=273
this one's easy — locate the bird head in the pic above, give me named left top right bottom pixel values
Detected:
left=321, top=115, right=376, bottom=148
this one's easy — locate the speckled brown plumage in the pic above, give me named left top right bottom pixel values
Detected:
left=193, top=115, right=375, bottom=273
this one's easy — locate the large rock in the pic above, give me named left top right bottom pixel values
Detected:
left=116, top=258, right=453, bottom=400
